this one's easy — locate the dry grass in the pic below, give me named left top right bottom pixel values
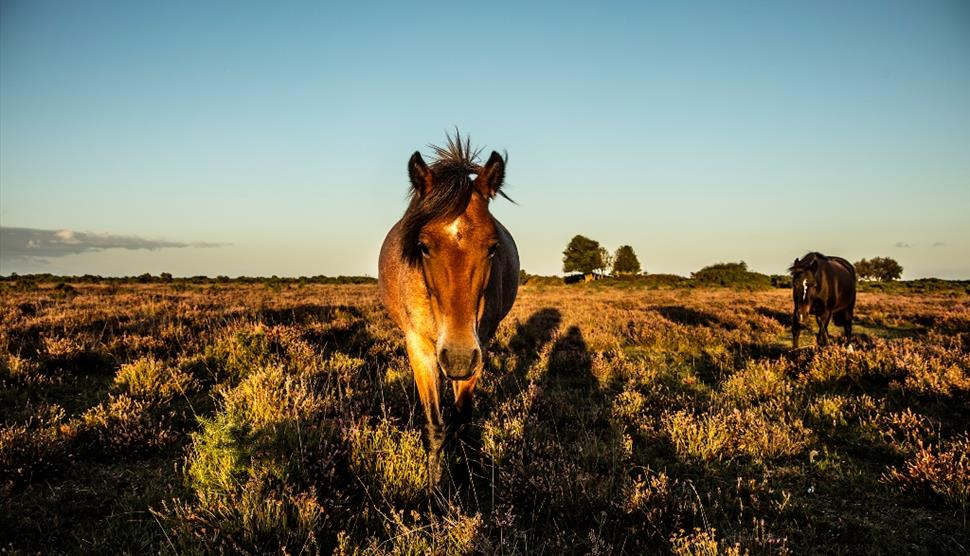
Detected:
left=0, top=281, right=968, bottom=554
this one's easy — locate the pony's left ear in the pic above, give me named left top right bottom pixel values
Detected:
left=475, top=151, right=506, bottom=199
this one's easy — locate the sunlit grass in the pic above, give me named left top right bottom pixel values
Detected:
left=0, top=282, right=967, bottom=553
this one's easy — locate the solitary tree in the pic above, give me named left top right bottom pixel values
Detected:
left=856, top=257, right=902, bottom=281
left=563, top=235, right=607, bottom=280
left=612, top=245, right=641, bottom=275
left=876, top=258, right=904, bottom=281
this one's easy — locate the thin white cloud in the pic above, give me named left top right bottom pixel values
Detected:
left=894, top=241, right=912, bottom=248
left=0, top=227, right=225, bottom=262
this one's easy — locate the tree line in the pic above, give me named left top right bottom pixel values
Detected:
left=561, top=234, right=904, bottom=281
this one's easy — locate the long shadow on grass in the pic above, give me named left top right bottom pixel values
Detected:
left=258, top=304, right=364, bottom=326
left=479, top=325, right=632, bottom=551
left=657, top=305, right=735, bottom=330
left=756, top=306, right=792, bottom=327
left=441, top=309, right=563, bottom=512
left=472, top=308, right=563, bottom=432
left=506, top=308, right=563, bottom=375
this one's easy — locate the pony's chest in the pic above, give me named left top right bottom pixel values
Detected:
left=399, top=280, right=437, bottom=334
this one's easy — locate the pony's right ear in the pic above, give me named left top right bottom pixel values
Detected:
left=408, top=151, right=433, bottom=196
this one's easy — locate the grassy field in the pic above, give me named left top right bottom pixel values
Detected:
left=1, top=282, right=968, bottom=554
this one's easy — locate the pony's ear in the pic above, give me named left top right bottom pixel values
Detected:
left=809, top=259, right=819, bottom=271
left=475, top=151, right=506, bottom=199
left=408, top=151, right=433, bottom=196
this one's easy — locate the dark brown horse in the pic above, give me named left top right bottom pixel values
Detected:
left=789, top=252, right=856, bottom=348
left=378, top=133, right=519, bottom=483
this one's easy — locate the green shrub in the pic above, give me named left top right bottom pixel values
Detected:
left=348, top=420, right=428, bottom=505
left=770, top=274, right=793, bottom=288
left=114, top=357, right=196, bottom=401
left=691, top=262, right=772, bottom=290
left=203, top=325, right=278, bottom=383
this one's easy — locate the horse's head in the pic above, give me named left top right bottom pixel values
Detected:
left=790, top=256, right=818, bottom=318
left=403, top=142, right=507, bottom=380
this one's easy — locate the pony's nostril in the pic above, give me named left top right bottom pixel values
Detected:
left=439, top=349, right=450, bottom=370
left=470, top=349, right=480, bottom=370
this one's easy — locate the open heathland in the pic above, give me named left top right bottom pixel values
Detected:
left=1, top=282, right=968, bottom=554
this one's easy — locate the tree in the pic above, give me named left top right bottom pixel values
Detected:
left=855, top=258, right=874, bottom=280
left=612, top=245, right=641, bottom=275
left=855, top=257, right=902, bottom=281
left=563, top=235, right=607, bottom=279
left=599, top=247, right=613, bottom=275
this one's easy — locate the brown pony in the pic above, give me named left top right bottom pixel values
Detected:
left=789, top=252, right=856, bottom=348
left=378, top=133, right=519, bottom=482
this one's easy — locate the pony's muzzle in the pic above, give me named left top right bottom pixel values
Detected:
left=437, top=345, right=480, bottom=380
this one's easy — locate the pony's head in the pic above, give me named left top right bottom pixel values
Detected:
left=400, top=133, right=508, bottom=380
left=789, top=253, right=820, bottom=318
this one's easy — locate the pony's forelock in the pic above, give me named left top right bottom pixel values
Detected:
left=789, top=252, right=827, bottom=274
left=400, top=131, right=486, bottom=266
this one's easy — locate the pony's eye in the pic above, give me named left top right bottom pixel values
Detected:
left=487, top=243, right=499, bottom=258
left=418, top=242, right=430, bottom=257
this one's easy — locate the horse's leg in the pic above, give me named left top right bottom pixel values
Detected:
left=452, top=372, right=480, bottom=427
left=815, top=312, right=830, bottom=347
left=446, top=372, right=481, bottom=485
left=843, top=308, right=853, bottom=341
left=406, top=335, right=445, bottom=487
left=792, top=309, right=801, bottom=349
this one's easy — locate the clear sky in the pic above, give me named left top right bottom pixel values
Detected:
left=1, top=1, right=968, bottom=278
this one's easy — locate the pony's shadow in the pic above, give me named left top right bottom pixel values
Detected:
left=546, top=325, right=595, bottom=381
left=507, top=308, right=563, bottom=375
left=493, top=325, right=603, bottom=529
left=440, top=308, right=562, bottom=497
left=756, top=306, right=792, bottom=327
left=656, top=305, right=733, bottom=330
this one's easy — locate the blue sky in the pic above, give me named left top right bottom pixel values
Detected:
left=1, top=1, right=968, bottom=278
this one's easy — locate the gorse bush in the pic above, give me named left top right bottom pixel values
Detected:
left=173, top=352, right=353, bottom=552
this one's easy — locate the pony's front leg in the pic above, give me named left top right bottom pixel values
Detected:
left=815, top=312, right=831, bottom=347
left=452, top=372, right=481, bottom=427
left=406, top=334, right=445, bottom=488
